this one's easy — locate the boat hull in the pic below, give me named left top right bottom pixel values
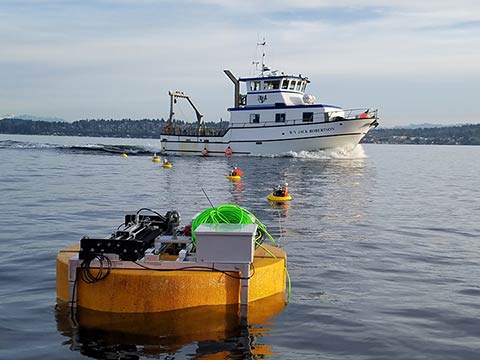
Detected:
left=160, top=118, right=376, bottom=156
left=56, top=244, right=286, bottom=313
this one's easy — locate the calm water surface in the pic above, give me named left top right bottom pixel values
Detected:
left=0, top=134, right=479, bottom=359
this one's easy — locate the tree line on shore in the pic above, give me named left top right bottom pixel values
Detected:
left=362, top=124, right=480, bottom=145
left=0, top=118, right=226, bottom=139
left=0, top=118, right=166, bottom=138
left=0, top=117, right=479, bottom=145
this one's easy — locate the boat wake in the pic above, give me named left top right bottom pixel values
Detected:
left=0, top=139, right=59, bottom=149
left=68, top=144, right=152, bottom=155
left=0, top=140, right=153, bottom=155
left=287, top=144, right=367, bottom=160
left=1, top=139, right=367, bottom=159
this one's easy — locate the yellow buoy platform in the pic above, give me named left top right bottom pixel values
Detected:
left=56, top=243, right=286, bottom=313
left=162, top=163, right=172, bottom=168
left=267, top=192, right=292, bottom=202
left=152, top=157, right=161, bottom=162
left=121, top=153, right=128, bottom=158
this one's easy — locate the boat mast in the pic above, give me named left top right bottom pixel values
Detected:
left=257, top=38, right=270, bottom=76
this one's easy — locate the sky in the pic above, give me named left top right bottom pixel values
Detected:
left=0, top=0, right=479, bottom=127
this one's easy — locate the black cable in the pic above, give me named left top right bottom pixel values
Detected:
left=135, top=208, right=166, bottom=219
left=133, top=261, right=256, bottom=280
left=80, top=254, right=112, bottom=284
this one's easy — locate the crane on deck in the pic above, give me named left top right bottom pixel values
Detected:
left=168, top=90, right=204, bottom=131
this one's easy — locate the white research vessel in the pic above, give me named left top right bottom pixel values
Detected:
left=160, top=54, right=378, bottom=157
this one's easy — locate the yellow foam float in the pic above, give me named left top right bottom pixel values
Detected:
left=56, top=243, right=286, bottom=313
left=121, top=153, right=128, bottom=158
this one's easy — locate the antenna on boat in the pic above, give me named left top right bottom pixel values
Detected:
left=201, top=187, right=215, bottom=208
left=255, top=38, right=270, bottom=76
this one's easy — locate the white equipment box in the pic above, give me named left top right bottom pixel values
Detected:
left=195, top=223, right=257, bottom=263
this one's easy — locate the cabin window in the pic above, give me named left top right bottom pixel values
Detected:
left=296, top=82, right=302, bottom=91
left=275, top=113, right=286, bottom=123
left=289, top=80, right=296, bottom=90
left=302, top=112, right=314, bottom=122
left=263, top=80, right=280, bottom=90
left=301, top=81, right=307, bottom=92
left=250, top=81, right=261, bottom=91
left=281, top=79, right=289, bottom=89
left=250, top=113, right=260, bottom=123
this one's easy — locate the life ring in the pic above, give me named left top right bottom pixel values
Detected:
left=163, top=124, right=173, bottom=135
left=201, top=148, right=208, bottom=157
left=225, top=146, right=233, bottom=156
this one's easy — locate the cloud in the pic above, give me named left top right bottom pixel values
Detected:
left=0, top=0, right=479, bottom=125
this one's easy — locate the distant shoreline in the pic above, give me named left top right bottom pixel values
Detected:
left=362, top=123, right=480, bottom=145
left=1, top=118, right=479, bottom=145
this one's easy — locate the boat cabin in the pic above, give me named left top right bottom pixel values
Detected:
left=223, top=70, right=343, bottom=126
left=238, top=75, right=311, bottom=108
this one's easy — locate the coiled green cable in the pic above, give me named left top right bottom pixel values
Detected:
left=191, top=204, right=275, bottom=246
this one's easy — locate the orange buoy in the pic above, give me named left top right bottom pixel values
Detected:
left=225, top=146, right=233, bottom=156
left=359, top=111, right=370, bottom=119
left=201, top=148, right=208, bottom=157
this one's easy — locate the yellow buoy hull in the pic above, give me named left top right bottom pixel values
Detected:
left=226, top=175, right=241, bottom=181
left=56, top=244, right=286, bottom=313
left=56, top=291, right=284, bottom=355
left=152, top=157, right=161, bottom=162
left=267, top=193, right=292, bottom=202
left=162, top=163, right=172, bottom=168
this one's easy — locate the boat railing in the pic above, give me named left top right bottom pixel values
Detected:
left=328, top=108, right=378, bottom=121
left=162, top=124, right=228, bottom=137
